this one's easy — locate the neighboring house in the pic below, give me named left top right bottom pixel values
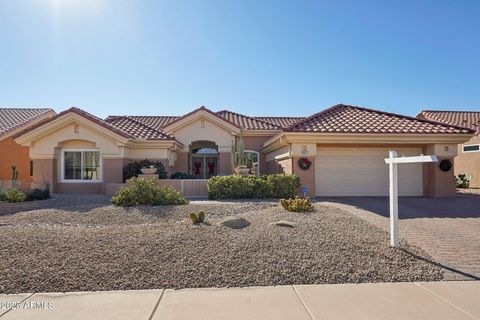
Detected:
left=12, top=104, right=473, bottom=197
left=0, top=108, right=56, bottom=189
left=418, top=110, right=480, bottom=188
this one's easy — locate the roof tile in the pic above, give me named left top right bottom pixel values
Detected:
left=286, top=104, right=474, bottom=134
left=0, top=108, right=54, bottom=137
left=418, top=110, right=480, bottom=135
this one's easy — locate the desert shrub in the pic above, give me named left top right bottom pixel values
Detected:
left=280, top=197, right=314, bottom=212
left=170, top=172, right=195, bottom=179
left=25, top=187, right=50, bottom=201
left=455, top=174, right=471, bottom=189
left=265, top=174, right=300, bottom=199
left=123, top=159, right=168, bottom=182
left=0, top=188, right=26, bottom=203
left=112, top=177, right=188, bottom=206
left=207, top=174, right=300, bottom=199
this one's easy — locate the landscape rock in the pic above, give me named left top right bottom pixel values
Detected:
left=269, top=220, right=296, bottom=228
left=219, top=217, right=250, bottom=229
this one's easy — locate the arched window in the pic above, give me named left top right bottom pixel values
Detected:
left=244, top=150, right=260, bottom=175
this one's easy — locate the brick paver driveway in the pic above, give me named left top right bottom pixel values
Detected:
left=320, top=191, right=480, bottom=281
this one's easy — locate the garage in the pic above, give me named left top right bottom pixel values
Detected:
left=315, top=147, right=424, bottom=197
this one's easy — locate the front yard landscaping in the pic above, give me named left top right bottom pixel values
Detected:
left=0, top=197, right=443, bottom=294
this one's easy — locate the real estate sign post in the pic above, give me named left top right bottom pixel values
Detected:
left=385, top=151, right=438, bottom=247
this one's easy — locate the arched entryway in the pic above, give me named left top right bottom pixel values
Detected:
left=190, top=141, right=218, bottom=179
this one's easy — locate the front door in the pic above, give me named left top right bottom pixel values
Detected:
left=191, top=155, right=218, bottom=179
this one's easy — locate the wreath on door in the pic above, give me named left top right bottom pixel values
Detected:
left=297, top=158, right=312, bottom=171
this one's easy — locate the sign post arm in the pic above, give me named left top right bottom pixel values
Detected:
left=389, top=151, right=399, bottom=247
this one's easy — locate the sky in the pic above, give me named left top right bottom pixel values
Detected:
left=0, top=0, right=479, bottom=118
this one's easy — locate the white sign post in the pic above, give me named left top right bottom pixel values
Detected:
left=384, top=151, right=438, bottom=247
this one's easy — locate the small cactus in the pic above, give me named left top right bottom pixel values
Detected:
left=198, top=210, right=205, bottom=223
left=280, top=196, right=314, bottom=212
left=189, top=212, right=198, bottom=224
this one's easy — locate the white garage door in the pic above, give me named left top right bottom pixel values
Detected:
left=315, top=147, right=423, bottom=197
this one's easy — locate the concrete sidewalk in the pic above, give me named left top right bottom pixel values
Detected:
left=0, top=281, right=478, bottom=320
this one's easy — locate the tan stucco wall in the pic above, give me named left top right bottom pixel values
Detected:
left=28, top=123, right=121, bottom=159
left=455, top=136, right=480, bottom=188
left=172, top=118, right=233, bottom=153
left=292, top=156, right=315, bottom=197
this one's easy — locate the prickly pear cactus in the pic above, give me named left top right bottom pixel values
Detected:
left=189, top=212, right=199, bottom=224
left=198, top=211, right=205, bottom=223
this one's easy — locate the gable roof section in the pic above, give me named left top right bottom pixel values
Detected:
left=162, top=106, right=241, bottom=133
left=0, top=108, right=55, bottom=138
left=418, top=110, right=480, bottom=135
left=105, top=116, right=175, bottom=140
left=13, top=107, right=135, bottom=140
left=285, top=104, right=474, bottom=134
left=216, top=110, right=280, bottom=130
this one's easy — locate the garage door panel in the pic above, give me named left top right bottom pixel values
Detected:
left=315, top=147, right=423, bottom=197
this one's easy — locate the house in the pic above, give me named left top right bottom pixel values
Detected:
left=418, top=110, right=480, bottom=188
left=12, top=104, right=474, bottom=197
left=0, top=108, right=56, bottom=189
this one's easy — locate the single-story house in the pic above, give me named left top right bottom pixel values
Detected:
left=12, top=104, right=474, bottom=197
left=0, top=108, right=56, bottom=188
left=418, top=110, right=480, bottom=188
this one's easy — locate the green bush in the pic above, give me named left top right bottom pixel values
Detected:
left=170, top=172, right=195, bottom=179
left=280, top=197, right=314, bottom=212
left=207, top=174, right=300, bottom=199
left=112, top=177, right=188, bottom=206
left=25, top=187, right=50, bottom=201
left=122, top=159, right=168, bottom=182
left=455, top=174, right=471, bottom=189
left=0, top=188, right=26, bottom=203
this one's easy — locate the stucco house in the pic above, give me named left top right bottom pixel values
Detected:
left=418, top=110, right=480, bottom=188
left=0, top=108, right=55, bottom=188
left=12, top=104, right=474, bottom=197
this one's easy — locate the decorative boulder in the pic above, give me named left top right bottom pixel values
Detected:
left=220, top=217, right=250, bottom=229
left=269, top=220, right=296, bottom=228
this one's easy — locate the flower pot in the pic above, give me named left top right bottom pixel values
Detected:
left=141, top=168, right=157, bottom=175
left=234, top=167, right=250, bottom=176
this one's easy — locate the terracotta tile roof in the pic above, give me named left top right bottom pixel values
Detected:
left=216, top=110, right=281, bottom=130
left=0, top=108, right=54, bottom=137
left=254, top=116, right=306, bottom=128
left=106, top=115, right=180, bottom=131
left=418, top=110, right=480, bottom=135
left=106, top=116, right=175, bottom=140
left=285, top=104, right=474, bottom=134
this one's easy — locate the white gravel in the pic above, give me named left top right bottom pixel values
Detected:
left=0, top=198, right=443, bottom=294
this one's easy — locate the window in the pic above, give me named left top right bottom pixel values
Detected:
left=62, top=150, right=101, bottom=182
left=463, top=144, right=480, bottom=153
left=244, top=150, right=260, bottom=175
left=29, top=160, right=33, bottom=177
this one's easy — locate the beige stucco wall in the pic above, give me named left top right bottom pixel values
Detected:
left=455, top=136, right=480, bottom=188
left=172, top=118, right=234, bottom=153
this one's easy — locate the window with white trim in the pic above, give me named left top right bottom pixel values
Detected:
left=462, top=144, right=480, bottom=153
left=63, top=150, right=101, bottom=181
left=244, top=150, right=260, bottom=175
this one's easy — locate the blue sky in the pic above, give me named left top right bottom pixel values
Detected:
left=0, top=0, right=479, bottom=118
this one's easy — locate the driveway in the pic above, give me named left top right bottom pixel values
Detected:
left=320, top=191, right=480, bottom=281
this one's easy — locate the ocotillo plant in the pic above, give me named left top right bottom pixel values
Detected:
left=11, top=165, right=18, bottom=188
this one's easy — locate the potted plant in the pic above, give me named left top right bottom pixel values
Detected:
left=231, top=128, right=250, bottom=176
left=140, top=165, right=157, bottom=175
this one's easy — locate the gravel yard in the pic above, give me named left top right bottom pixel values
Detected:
left=0, top=199, right=443, bottom=294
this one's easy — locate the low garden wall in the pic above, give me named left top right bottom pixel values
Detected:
left=106, top=179, right=209, bottom=198
left=0, top=199, right=56, bottom=215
